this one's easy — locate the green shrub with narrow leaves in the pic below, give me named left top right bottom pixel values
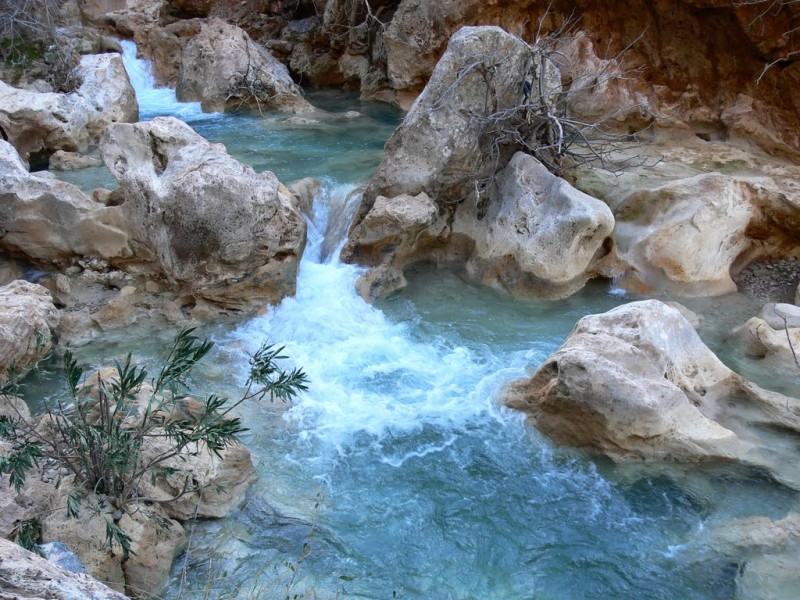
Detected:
left=0, top=328, right=308, bottom=557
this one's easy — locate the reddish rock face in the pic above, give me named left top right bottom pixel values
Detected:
left=381, top=0, right=799, bottom=153
left=98, top=0, right=799, bottom=153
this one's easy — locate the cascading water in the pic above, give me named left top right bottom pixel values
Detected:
left=105, top=45, right=799, bottom=599
left=120, top=40, right=214, bottom=122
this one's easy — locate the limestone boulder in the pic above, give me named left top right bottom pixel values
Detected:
left=360, top=26, right=549, bottom=208
left=346, top=192, right=441, bottom=266
left=40, top=495, right=126, bottom=593
left=0, top=281, right=57, bottom=383
left=100, top=117, right=306, bottom=309
left=455, top=152, right=615, bottom=299
left=75, top=53, right=139, bottom=137
left=0, top=81, right=91, bottom=162
left=356, top=264, right=408, bottom=303
left=0, top=537, right=127, bottom=599
left=347, top=153, right=615, bottom=300
left=612, top=173, right=759, bottom=295
left=138, top=437, right=257, bottom=520
left=503, top=300, right=800, bottom=486
left=41, top=489, right=185, bottom=597
left=573, top=132, right=800, bottom=297
left=176, top=18, right=313, bottom=114
left=0, top=435, right=62, bottom=542
left=117, top=504, right=186, bottom=596
left=0, top=140, right=130, bottom=266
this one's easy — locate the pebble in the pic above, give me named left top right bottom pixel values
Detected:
left=733, top=258, right=800, bottom=304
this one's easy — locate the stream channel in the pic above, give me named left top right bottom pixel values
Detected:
left=49, top=42, right=800, bottom=599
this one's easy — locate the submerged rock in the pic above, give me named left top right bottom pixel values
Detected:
left=503, top=300, right=800, bottom=487
left=176, top=18, right=313, bottom=114
left=0, top=537, right=127, bottom=599
left=100, top=117, right=307, bottom=310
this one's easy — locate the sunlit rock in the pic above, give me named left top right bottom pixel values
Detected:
left=0, top=140, right=130, bottom=265
left=504, top=300, right=800, bottom=487
left=608, top=167, right=800, bottom=296
left=100, top=117, right=307, bottom=310
left=455, top=152, right=615, bottom=299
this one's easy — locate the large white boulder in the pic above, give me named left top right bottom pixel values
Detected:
left=0, top=54, right=137, bottom=163
left=346, top=152, right=615, bottom=300
left=362, top=25, right=550, bottom=207
left=612, top=173, right=757, bottom=295
left=100, top=117, right=306, bottom=309
left=503, top=300, right=800, bottom=486
left=176, top=18, right=313, bottom=114
left=0, top=81, right=91, bottom=162
left=455, top=152, right=615, bottom=298
left=0, top=140, right=130, bottom=265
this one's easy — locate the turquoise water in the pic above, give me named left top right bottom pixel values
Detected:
left=51, top=44, right=800, bottom=599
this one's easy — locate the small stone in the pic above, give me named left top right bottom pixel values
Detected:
left=144, top=280, right=161, bottom=294
left=118, top=285, right=137, bottom=297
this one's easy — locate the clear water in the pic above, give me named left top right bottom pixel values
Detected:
left=55, top=45, right=800, bottom=599
left=55, top=42, right=401, bottom=191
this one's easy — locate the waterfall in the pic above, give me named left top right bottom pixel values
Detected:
left=119, top=40, right=217, bottom=122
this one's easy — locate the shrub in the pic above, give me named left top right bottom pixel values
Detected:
left=0, top=327, right=308, bottom=556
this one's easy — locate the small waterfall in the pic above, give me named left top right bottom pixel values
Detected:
left=229, top=183, right=518, bottom=455
left=120, top=40, right=216, bottom=122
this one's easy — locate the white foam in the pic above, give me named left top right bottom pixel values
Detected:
left=228, top=184, right=515, bottom=452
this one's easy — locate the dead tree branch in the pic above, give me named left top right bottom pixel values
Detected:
left=427, top=7, right=655, bottom=215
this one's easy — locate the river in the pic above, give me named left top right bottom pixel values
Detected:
left=53, top=41, right=800, bottom=599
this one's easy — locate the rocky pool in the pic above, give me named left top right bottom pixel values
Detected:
left=50, top=42, right=799, bottom=599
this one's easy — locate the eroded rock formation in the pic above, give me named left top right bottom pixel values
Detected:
left=100, top=117, right=307, bottom=309
left=0, top=140, right=130, bottom=265
left=503, top=300, right=800, bottom=487
left=0, top=52, right=138, bottom=163
left=0, top=537, right=128, bottom=599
